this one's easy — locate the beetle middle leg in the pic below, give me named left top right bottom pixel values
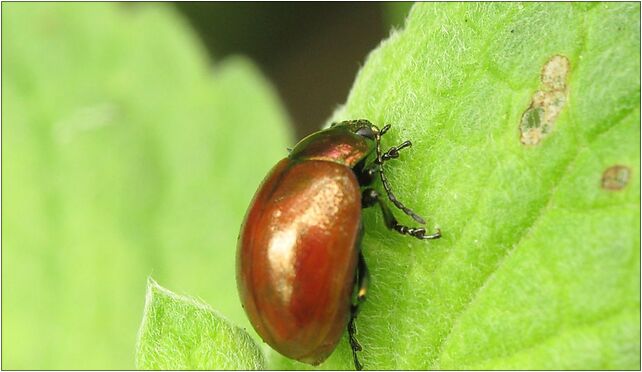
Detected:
left=368, top=127, right=430, bottom=225
left=348, top=250, right=368, bottom=370
left=362, top=188, right=441, bottom=240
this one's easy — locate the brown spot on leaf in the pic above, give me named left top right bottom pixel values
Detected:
left=519, top=55, right=570, bottom=145
left=601, top=165, right=631, bottom=191
left=541, top=55, right=570, bottom=91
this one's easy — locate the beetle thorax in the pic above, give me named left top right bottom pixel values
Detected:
left=288, top=127, right=375, bottom=168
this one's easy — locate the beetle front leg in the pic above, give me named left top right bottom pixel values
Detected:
left=381, top=140, right=412, bottom=162
left=357, top=141, right=412, bottom=186
left=348, top=251, right=368, bottom=371
left=361, top=188, right=441, bottom=240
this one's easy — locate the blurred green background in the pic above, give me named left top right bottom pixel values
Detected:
left=2, top=2, right=411, bottom=369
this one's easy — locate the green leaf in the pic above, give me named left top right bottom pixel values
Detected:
left=270, top=3, right=640, bottom=370
left=2, top=3, right=290, bottom=369
left=135, top=278, right=265, bottom=370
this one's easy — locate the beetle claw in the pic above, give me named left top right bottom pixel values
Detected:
left=417, top=227, right=441, bottom=240
left=348, top=316, right=363, bottom=369
left=355, top=359, right=363, bottom=371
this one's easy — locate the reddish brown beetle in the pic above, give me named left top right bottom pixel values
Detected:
left=236, top=120, right=440, bottom=370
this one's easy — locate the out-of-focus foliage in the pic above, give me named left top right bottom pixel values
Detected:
left=2, top=3, right=290, bottom=369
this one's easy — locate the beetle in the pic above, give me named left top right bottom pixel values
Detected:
left=236, top=120, right=440, bottom=370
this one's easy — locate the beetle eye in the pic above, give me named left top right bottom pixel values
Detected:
left=355, top=126, right=375, bottom=140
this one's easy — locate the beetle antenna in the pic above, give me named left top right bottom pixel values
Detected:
left=375, top=126, right=426, bottom=225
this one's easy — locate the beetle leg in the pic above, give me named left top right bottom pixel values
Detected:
left=357, top=141, right=411, bottom=186
left=381, top=140, right=412, bottom=162
left=348, top=251, right=368, bottom=371
left=357, top=163, right=378, bottom=186
left=361, top=187, right=379, bottom=208
left=374, top=128, right=427, bottom=225
left=362, top=188, right=441, bottom=240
